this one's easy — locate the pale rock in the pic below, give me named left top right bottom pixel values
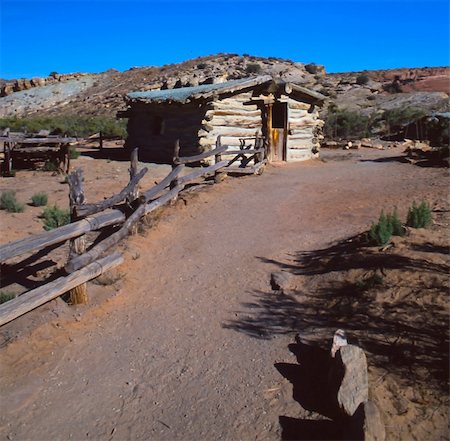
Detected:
left=270, top=271, right=293, bottom=291
left=336, top=345, right=369, bottom=416
left=331, top=329, right=348, bottom=357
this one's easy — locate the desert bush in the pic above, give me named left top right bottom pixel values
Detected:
left=382, top=107, right=426, bottom=133
left=0, top=115, right=127, bottom=139
left=368, top=210, right=392, bottom=246
left=43, top=160, right=59, bottom=172
left=92, top=273, right=123, bottom=286
left=386, top=208, right=406, bottom=237
left=368, top=208, right=407, bottom=245
left=355, top=273, right=384, bottom=292
left=0, top=291, right=16, bottom=304
left=41, top=204, right=70, bottom=230
left=0, top=190, right=25, bottom=213
left=31, top=192, right=48, bottom=207
left=406, top=201, right=432, bottom=228
left=304, top=63, right=319, bottom=74
left=383, top=80, right=402, bottom=94
left=197, top=63, right=208, bottom=69
left=324, top=109, right=370, bottom=140
left=69, top=146, right=80, bottom=159
left=246, top=63, right=262, bottom=74
left=356, top=74, right=369, bottom=85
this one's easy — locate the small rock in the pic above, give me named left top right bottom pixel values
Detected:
left=270, top=271, right=293, bottom=291
left=331, top=329, right=348, bottom=358
left=335, top=345, right=369, bottom=417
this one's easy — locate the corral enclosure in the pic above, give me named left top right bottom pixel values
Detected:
left=121, top=76, right=326, bottom=163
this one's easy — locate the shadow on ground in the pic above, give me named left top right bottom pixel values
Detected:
left=223, top=234, right=449, bottom=392
left=79, top=146, right=131, bottom=161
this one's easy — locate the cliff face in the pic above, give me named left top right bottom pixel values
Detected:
left=0, top=54, right=448, bottom=120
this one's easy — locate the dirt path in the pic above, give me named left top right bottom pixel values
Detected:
left=0, top=148, right=448, bottom=441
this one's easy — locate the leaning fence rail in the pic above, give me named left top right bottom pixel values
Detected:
left=0, top=136, right=267, bottom=326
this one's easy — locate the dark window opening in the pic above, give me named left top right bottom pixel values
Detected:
left=153, top=116, right=165, bottom=135
left=272, top=102, right=287, bottom=129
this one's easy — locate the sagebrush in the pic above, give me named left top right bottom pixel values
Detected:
left=31, top=192, right=48, bottom=207
left=41, top=205, right=70, bottom=230
left=0, top=291, right=16, bottom=304
left=0, top=190, right=25, bottom=213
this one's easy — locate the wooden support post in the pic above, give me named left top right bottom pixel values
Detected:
left=214, top=136, right=227, bottom=183
left=99, top=131, right=104, bottom=150
left=170, top=140, right=181, bottom=202
left=127, top=148, right=140, bottom=205
left=254, top=134, right=260, bottom=164
left=67, top=168, right=88, bottom=305
left=4, top=142, right=12, bottom=175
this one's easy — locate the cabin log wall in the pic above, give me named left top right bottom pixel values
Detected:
left=199, top=93, right=263, bottom=151
left=125, top=102, right=207, bottom=162
left=285, top=95, right=323, bottom=162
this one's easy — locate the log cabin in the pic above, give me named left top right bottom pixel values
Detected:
left=119, top=75, right=326, bottom=163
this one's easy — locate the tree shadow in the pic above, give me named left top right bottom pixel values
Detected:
left=359, top=155, right=410, bottom=164
left=223, top=235, right=449, bottom=391
left=279, top=416, right=342, bottom=441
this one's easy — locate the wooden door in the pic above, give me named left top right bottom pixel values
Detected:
left=270, top=102, right=287, bottom=162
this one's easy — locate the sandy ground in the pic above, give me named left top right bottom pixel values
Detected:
left=0, top=145, right=448, bottom=441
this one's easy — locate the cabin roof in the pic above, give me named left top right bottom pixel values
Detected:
left=127, top=76, right=272, bottom=104
left=126, top=75, right=326, bottom=105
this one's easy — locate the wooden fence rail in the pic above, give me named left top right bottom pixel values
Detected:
left=0, top=253, right=123, bottom=327
left=0, top=136, right=266, bottom=325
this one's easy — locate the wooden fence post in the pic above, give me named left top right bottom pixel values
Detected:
left=214, top=136, right=227, bottom=183
left=127, top=148, right=139, bottom=204
left=67, top=168, right=88, bottom=304
left=99, top=131, right=104, bottom=150
left=170, top=140, right=180, bottom=201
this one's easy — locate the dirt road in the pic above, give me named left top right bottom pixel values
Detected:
left=0, top=148, right=448, bottom=441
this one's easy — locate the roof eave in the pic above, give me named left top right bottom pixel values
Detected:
left=286, top=83, right=327, bottom=105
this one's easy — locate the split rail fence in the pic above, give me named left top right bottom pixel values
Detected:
left=0, top=136, right=267, bottom=326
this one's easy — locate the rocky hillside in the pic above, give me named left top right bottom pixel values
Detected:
left=321, top=66, right=449, bottom=117
left=0, top=54, right=448, bottom=121
left=0, top=55, right=324, bottom=118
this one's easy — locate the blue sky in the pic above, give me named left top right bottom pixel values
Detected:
left=0, top=0, right=449, bottom=79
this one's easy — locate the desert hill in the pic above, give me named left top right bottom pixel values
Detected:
left=0, top=54, right=448, bottom=123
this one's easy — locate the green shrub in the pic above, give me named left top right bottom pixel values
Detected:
left=43, top=160, right=59, bottom=172
left=356, top=74, right=369, bottom=85
left=386, top=208, right=405, bottom=237
left=2, top=169, right=16, bottom=177
left=324, top=109, right=371, bottom=140
left=41, top=204, right=70, bottom=230
left=355, top=273, right=384, bottom=292
left=69, top=146, right=80, bottom=159
left=368, top=208, right=407, bottom=245
left=31, top=192, right=48, bottom=207
left=406, top=201, right=432, bottom=228
left=368, top=210, right=392, bottom=246
left=304, top=63, right=319, bottom=74
left=0, top=291, right=16, bottom=304
left=246, top=63, right=262, bottom=74
left=383, top=107, right=426, bottom=133
left=0, top=190, right=25, bottom=213
left=0, top=115, right=128, bottom=139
